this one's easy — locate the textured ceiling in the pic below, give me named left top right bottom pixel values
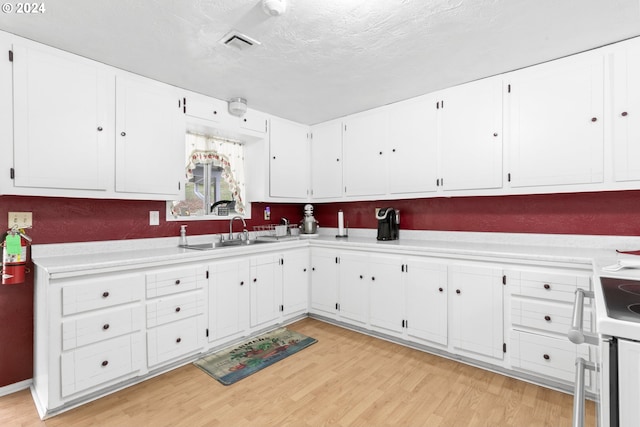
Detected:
left=1, top=0, right=639, bottom=125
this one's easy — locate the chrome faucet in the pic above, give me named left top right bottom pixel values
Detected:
left=229, top=216, right=247, bottom=240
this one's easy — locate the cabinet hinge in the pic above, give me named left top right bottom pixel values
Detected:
left=401, top=320, right=405, bottom=328
left=8, top=50, right=13, bottom=62
left=401, top=264, right=404, bottom=273
left=507, top=173, right=511, bottom=182
left=503, top=343, right=507, bottom=353
left=335, top=256, right=340, bottom=264
left=10, top=168, right=14, bottom=179
left=405, top=320, right=408, bottom=328
left=178, top=181, right=181, bottom=191
left=206, top=328, right=209, bottom=337
left=280, top=304, right=284, bottom=312
left=502, top=275, right=506, bottom=285
left=183, top=97, right=186, bottom=114
left=335, top=302, right=340, bottom=311
left=436, top=101, right=439, bottom=109
left=507, top=84, right=511, bottom=93
left=280, top=258, right=284, bottom=265
left=206, top=270, right=209, bottom=279
left=441, top=100, right=444, bottom=108
left=344, top=124, right=347, bottom=132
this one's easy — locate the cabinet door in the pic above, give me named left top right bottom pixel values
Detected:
left=310, top=120, right=343, bottom=199
left=507, top=52, right=604, bottom=187
left=405, top=259, right=448, bottom=346
left=208, top=258, right=250, bottom=343
left=449, top=264, right=503, bottom=360
left=12, top=44, right=111, bottom=191
left=269, top=117, right=309, bottom=198
left=183, top=91, right=229, bottom=125
left=240, top=109, right=268, bottom=134
left=338, top=252, right=369, bottom=326
left=611, top=39, right=640, bottom=182
left=343, top=109, right=387, bottom=196
left=282, top=250, right=309, bottom=316
left=439, top=76, right=503, bottom=191
left=310, top=249, right=339, bottom=316
left=387, top=95, right=439, bottom=194
left=250, top=254, right=282, bottom=328
left=115, top=73, right=183, bottom=197
left=619, top=339, right=640, bottom=427
left=368, top=255, right=404, bottom=335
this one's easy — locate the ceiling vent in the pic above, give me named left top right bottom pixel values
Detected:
left=219, top=30, right=261, bottom=51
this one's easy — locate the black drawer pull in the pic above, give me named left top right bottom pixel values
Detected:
left=102, top=291, right=110, bottom=298
left=175, top=307, right=181, bottom=312
left=543, top=284, right=551, bottom=290
left=438, top=287, right=443, bottom=292
left=176, top=338, right=182, bottom=343
left=240, top=281, right=244, bottom=286
left=456, top=289, right=461, bottom=294
left=544, top=315, right=551, bottom=322
left=101, top=360, right=109, bottom=367
left=175, top=279, right=181, bottom=285
left=543, top=354, right=550, bottom=360
left=102, top=324, right=110, bottom=330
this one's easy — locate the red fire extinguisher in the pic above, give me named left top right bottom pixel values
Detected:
left=1, top=226, right=32, bottom=285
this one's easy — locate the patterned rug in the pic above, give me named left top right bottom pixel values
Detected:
left=193, top=328, right=317, bottom=385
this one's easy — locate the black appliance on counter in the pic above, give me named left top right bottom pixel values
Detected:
left=376, top=208, right=399, bottom=241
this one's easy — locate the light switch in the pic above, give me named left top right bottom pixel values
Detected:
left=8, top=212, right=32, bottom=228
left=149, top=211, right=160, bottom=226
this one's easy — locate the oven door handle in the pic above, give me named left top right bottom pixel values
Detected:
left=568, top=288, right=598, bottom=345
left=572, top=357, right=596, bottom=427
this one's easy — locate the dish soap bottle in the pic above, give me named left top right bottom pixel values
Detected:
left=179, top=225, right=188, bottom=247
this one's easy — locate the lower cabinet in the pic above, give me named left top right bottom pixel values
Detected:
left=310, top=248, right=339, bottom=317
left=505, top=268, right=594, bottom=388
left=449, top=264, right=504, bottom=361
left=208, top=257, right=250, bottom=344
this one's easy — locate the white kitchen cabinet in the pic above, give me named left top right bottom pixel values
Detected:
left=438, top=76, right=503, bottom=192
left=449, top=264, right=504, bottom=360
left=208, top=258, right=250, bottom=343
left=269, top=117, right=310, bottom=199
left=618, top=339, right=640, bottom=426
left=183, top=90, right=231, bottom=127
left=240, top=109, right=268, bottom=134
left=337, top=252, right=369, bottom=326
left=611, top=38, right=640, bottom=183
left=115, top=72, right=184, bottom=198
left=281, top=249, right=310, bottom=318
left=342, top=109, right=388, bottom=196
left=368, top=254, right=404, bottom=335
left=249, top=253, right=282, bottom=328
left=145, top=265, right=207, bottom=367
left=310, top=248, right=340, bottom=318
left=310, top=119, right=343, bottom=199
left=12, top=42, right=112, bottom=191
left=404, top=258, right=448, bottom=347
left=506, top=51, right=604, bottom=188
left=387, top=94, right=439, bottom=194
left=506, top=268, right=593, bottom=387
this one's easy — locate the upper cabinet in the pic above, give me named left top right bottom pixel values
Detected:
left=506, top=51, right=604, bottom=188
left=343, top=109, right=388, bottom=196
left=269, top=117, right=309, bottom=199
left=387, top=94, right=439, bottom=194
left=115, top=72, right=184, bottom=198
left=12, top=43, right=112, bottom=191
left=438, top=76, right=503, bottom=192
left=610, top=38, right=640, bottom=183
left=310, top=119, right=343, bottom=199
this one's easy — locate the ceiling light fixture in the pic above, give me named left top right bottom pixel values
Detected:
left=262, top=0, right=287, bottom=17
left=228, top=97, right=248, bottom=117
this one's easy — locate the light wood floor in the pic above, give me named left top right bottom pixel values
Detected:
left=1, top=318, right=595, bottom=427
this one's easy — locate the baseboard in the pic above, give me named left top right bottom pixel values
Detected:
left=0, top=378, right=32, bottom=397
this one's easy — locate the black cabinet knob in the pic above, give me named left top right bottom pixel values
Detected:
left=120, top=131, right=126, bottom=136
left=456, top=289, right=461, bottom=294
left=543, top=284, right=551, bottom=290
left=438, top=287, right=443, bottom=292
left=544, top=315, right=551, bottom=321
left=101, top=360, right=109, bottom=367
left=103, top=324, right=110, bottom=330
left=97, top=126, right=103, bottom=131
left=176, top=338, right=182, bottom=343
left=102, top=291, right=110, bottom=298
left=543, top=354, right=550, bottom=360
left=175, top=279, right=181, bottom=285
left=622, top=111, right=628, bottom=117
left=175, top=307, right=181, bottom=312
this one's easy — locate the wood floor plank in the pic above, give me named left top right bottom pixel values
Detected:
left=0, top=318, right=595, bottom=426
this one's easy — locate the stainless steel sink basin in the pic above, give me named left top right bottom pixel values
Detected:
left=179, top=239, right=273, bottom=251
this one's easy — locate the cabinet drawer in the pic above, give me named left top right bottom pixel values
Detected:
left=508, top=270, right=590, bottom=303
left=61, top=333, right=144, bottom=397
left=62, top=305, right=144, bottom=351
left=146, top=291, right=205, bottom=328
left=146, top=265, right=206, bottom=298
left=510, top=330, right=589, bottom=384
left=511, top=298, right=591, bottom=335
left=147, top=315, right=205, bottom=367
left=62, top=273, right=144, bottom=316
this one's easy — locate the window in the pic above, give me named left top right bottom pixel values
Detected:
left=169, top=132, right=247, bottom=220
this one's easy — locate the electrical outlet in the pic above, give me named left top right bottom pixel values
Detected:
left=149, top=211, right=160, bottom=226
left=8, top=212, right=32, bottom=228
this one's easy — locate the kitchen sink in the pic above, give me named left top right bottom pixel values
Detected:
left=179, top=239, right=274, bottom=251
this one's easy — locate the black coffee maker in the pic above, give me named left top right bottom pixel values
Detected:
left=376, top=208, right=399, bottom=241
